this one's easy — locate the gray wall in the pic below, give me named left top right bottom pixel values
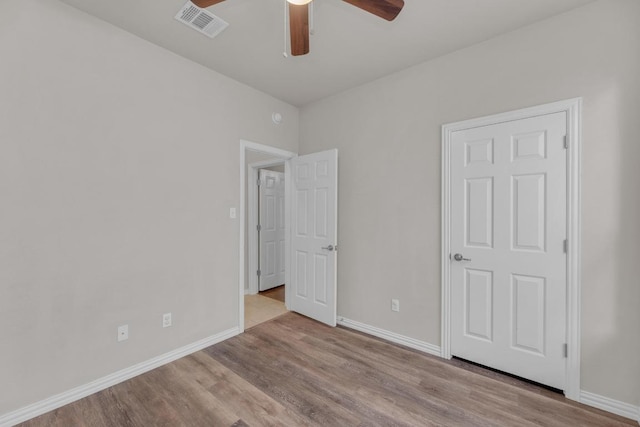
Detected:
left=300, top=0, right=640, bottom=408
left=0, top=0, right=298, bottom=415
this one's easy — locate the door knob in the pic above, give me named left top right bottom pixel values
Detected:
left=453, top=253, right=471, bottom=262
left=322, top=245, right=336, bottom=252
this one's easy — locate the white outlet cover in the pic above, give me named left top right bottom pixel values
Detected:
left=391, top=299, right=400, bottom=312
left=162, top=313, right=172, bottom=328
left=117, top=325, right=129, bottom=342
left=229, top=207, right=237, bottom=219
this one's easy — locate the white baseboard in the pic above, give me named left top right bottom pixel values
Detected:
left=0, top=327, right=240, bottom=427
left=337, top=316, right=441, bottom=357
left=580, top=390, right=640, bottom=423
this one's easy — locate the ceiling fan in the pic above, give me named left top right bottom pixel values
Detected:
left=190, top=0, right=405, bottom=56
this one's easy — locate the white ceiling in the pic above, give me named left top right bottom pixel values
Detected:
left=58, top=0, right=595, bottom=106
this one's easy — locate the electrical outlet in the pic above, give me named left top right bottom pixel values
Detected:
left=391, top=299, right=400, bottom=312
left=163, top=313, right=172, bottom=328
left=229, top=207, right=237, bottom=219
left=117, top=325, right=129, bottom=342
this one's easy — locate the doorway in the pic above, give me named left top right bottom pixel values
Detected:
left=257, top=168, right=285, bottom=291
left=441, top=98, right=582, bottom=400
left=248, top=162, right=286, bottom=295
left=247, top=159, right=287, bottom=329
left=239, top=140, right=339, bottom=331
left=239, top=141, right=296, bottom=332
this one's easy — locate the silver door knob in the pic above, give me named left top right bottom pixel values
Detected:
left=453, top=253, right=471, bottom=262
left=322, top=245, right=336, bottom=251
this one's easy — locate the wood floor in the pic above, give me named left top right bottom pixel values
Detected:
left=259, top=285, right=285, bottom=303
left=21, top=313, right=634, bottom=427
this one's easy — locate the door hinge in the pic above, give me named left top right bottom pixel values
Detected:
left=257, top=178, right=261, bottom=186
left=257, top=224, right=261, bottom=232
left=563, top=343, right=568, bottom=358
left=257, top=270, right=261, bottom=277
left=563, top=135, right=568, bottom=149
left=563, top=239, right=568, bottom=253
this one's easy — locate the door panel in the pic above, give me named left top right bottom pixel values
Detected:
left=259, top=170, right=285, bottom=291
left=290, top=149, right=338, bottom=326
left=450, top=112, right=567, bottom=390
left=464, top=268, right=493, bottom=341
left=511, top=274, right=546, bottom=354
left=466, top=177, right=493, bottom=248
left=512, top=174, right=546, bottom=251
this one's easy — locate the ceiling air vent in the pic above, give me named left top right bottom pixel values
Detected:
left=175, top=2, right=229, bottom=39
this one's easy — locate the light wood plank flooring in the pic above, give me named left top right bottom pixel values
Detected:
left=244, top=293, right=287, bottom=329
left=259, top=285, right=285, bottom=303
left=21, top=313, right=634, bottom=426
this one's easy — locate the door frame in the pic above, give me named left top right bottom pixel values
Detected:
left=248, top=159, right=286, bottom=295
left=239, top=140, right=296, bottom=332
left=440, top=98, right=582, bottom=400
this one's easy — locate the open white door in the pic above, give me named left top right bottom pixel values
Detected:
left=258, top=170, right=285, bottom=291
left=289, top=149, right=338, bottom=326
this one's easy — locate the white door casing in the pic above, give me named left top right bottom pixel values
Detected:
left=290, top=149, right=338, bottom=327
left=259, top=170, right=285, bottom=291
left=275, top=172, right=286, bottom=287
left=442, top=98, right=582, bottom=400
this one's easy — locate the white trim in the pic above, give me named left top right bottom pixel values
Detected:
left=283, top=158, right=292, bottom=310
left=338, top=317, right=441, bottom=357
left=564, top=98, right=583, bottom=401
left=247, top=159, right=287, bottom=295
left=579, top=391, right=640, bottom=422
left=441, top=118, right=452, bottom=360
left=239, top=140, right=296, bottom=330
left=441, top=98, right=582, bottom=400
left=0, top=327, right=239, bottom=427
left=241, top=140, right=297, bottom=159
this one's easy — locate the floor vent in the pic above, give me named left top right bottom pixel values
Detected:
left=175, top=2, right=229, bottom=39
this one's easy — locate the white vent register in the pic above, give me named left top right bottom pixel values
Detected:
left=175, top=2, right=229, bottom=38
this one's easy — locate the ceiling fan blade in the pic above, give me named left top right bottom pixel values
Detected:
left=341, top=0, right=404, bottom=21
left=191, top=0, right=225, bottom=8
left=289, top=3, right=310, bottom=56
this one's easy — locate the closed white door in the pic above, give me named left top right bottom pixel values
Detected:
left=450, top=112, right=567, bottom=389
left=290, top=149, right=338, bottom=326
left=259, top=169, right=285, bottom=291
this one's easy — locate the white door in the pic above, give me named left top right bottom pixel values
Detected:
left=450, top=112, right=567, bottom=389
left=259, top=169, right=285, bottom=291
left=290, top=149, right=338, bottom=326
